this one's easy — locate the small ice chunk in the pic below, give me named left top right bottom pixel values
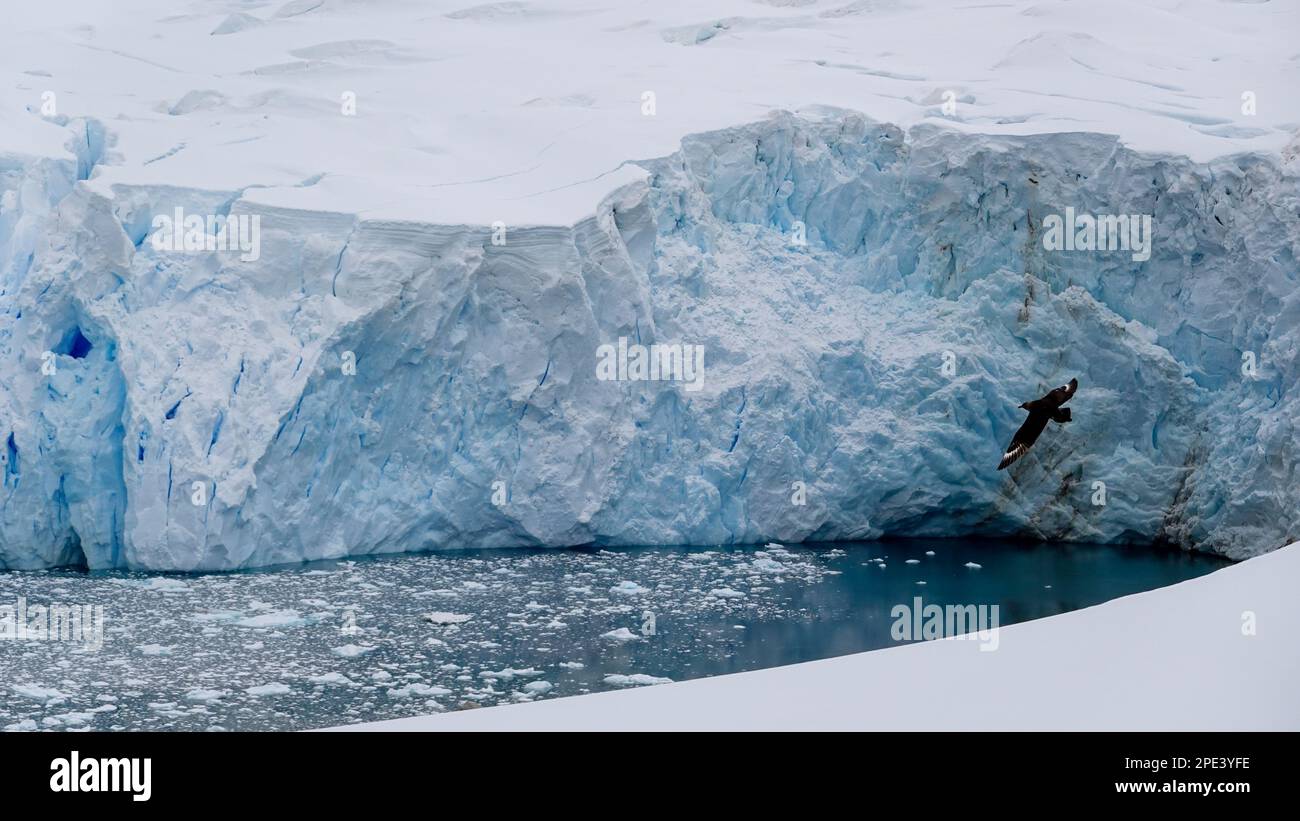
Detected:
left=137, top=577, right=191, bottom=593
left=13, top=684, right=68, bottom=704
left=245, top=683, right=291, bottom=697
left=479, top=667, right=544, bottom=681
left=708, top=587, right=745, bottom=599
left=604, top=673, right=672, bottom=687
left=234, top=609, right=305, bottom=628
left=601, top=627, right=639, bottom=643
left=965, top=562, right=983, bottom=569
left=422, top=612, right=472, bottom=625
left=331, top=644, right=376, bottom=658
left=388, top=683, right=452, bottom=698
left=609, top=581, right=649, bottom=595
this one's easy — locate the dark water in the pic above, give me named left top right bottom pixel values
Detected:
left=0, top=539, right=1228, bottom=731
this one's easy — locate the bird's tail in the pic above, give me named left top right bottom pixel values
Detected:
left=1051, top=407, right=1072, bottom=423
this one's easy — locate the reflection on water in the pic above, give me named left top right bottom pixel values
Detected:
left=0, top=539, right=1228, bottom=731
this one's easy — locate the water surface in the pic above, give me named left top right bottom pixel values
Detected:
left=0, top=539, right=1228, bottom=731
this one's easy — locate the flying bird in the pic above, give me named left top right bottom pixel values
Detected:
left=997, top=378, right=1078, bottom=470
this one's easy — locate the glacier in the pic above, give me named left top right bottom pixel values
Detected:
left=1, top=110, right=1298, bottom=570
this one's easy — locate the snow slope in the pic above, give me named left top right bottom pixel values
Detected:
left=2, top=0, right=1296, bottom=223
left=1, top=1, right=1298, bottom=569
left=331, top=541, right=1300, bottom=731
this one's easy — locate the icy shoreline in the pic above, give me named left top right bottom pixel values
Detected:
left=329, top=541, right=1300, bottom=731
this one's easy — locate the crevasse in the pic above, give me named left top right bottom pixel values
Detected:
left=1, top=111, right=1297, bottom=570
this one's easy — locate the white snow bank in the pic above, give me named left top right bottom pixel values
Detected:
left=328, top=543, right=1300, bottom=731
left=2, top=0, right=1296, bottom=225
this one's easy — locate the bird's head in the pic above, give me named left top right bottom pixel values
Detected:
left=1018, top=402, right=1030, bottom=410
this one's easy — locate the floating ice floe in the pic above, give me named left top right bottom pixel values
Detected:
left=604, top=673, right=673, bottom=687
left=422, top=612, right=472, bottom=625
left=387, top=683, right=452, bottom=699
left=137, top=578, right=191, bottom=593
left=331, top=644, right=376, bottom=658
left=13, top=684, right=68, bottom=704
left=749, top=558, right=785, bottom=574
left=609, top=581, right=649, bottom=596
left=601, top=627, right=639, bottom=643
left=245, top=683, right=291, bottom=697
left=708, top=588, right=746, bottom=599
left=479, top=667, right=545, bottom=681
left=233, top=610, right=307, bottom=628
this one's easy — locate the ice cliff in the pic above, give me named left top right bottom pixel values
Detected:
left=1, top=111, right=1297, bottom=570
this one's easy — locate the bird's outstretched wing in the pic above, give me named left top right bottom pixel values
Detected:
left=997, top=411, right=1050, bottom=470
left=1040, top=377, right=1078, bottom=409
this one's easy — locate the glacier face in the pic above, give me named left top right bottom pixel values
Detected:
left=1, top=111, right=1297, bottom=570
